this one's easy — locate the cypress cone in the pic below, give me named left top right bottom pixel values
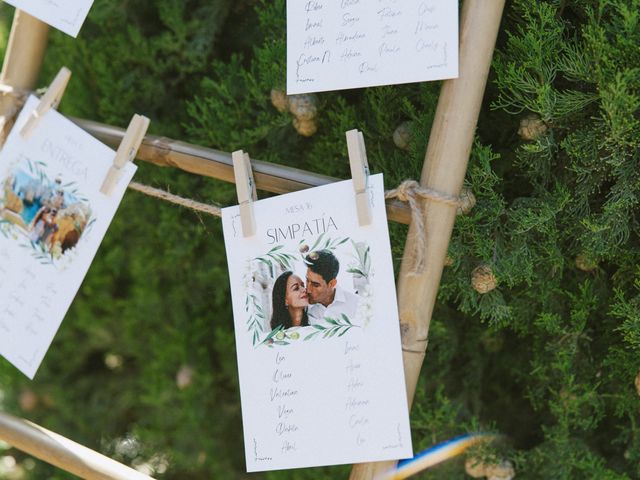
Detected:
left=457, top=187, right=476, bottom=215
left=270, top=88, right=288, bottom=113
left=517, top=113, right=547, bottom=141
left=472, top=265, right=497, bottom=294
left=393, top=121, right=413, bottom=150
left=288, top=94, right=318, bottom=121
left=293, top=118, right=317, bottom=137
left=486, top=460, right=515, bottom=480
left=465, top=457, right=488, bottom=478
left=575, top=253, right=598, bottom=272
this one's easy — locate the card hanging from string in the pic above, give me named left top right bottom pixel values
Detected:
left=232, top=150, right=257, bottom=237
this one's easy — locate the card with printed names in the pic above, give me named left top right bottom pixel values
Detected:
left=287, top=0, right=458, bottom=94
left=0, top=95, right=135, bottom=378
left=4, top=0, right=94, bottom=37
left=222, top=174, right=412, bottom=472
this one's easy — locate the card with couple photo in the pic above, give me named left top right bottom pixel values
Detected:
left=222, top=174, right=413, bottom=472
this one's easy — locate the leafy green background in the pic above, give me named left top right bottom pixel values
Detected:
left=0, top=0, right=639, bottom=478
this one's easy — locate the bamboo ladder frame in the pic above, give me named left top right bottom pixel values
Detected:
left=0, top=2, right=505, bottom=478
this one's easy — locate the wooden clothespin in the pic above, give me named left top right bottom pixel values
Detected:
left=346, top=129, right=372, bottom=226
left=100, top=114, right=150, bottom=195
left=232, top=150, right=257, bottom=237
left=20, top=67, right=72, bottom=138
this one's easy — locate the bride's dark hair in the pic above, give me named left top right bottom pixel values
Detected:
left=270, top=271, right=309, bottom=330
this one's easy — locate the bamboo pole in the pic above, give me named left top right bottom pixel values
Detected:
left=73, top=118, right=413, bottom=224
left=0, top=412, right=155, bottom=480
left=349, top=1, right=506, bottom=478
left=0, top=9, right=49, bottom=143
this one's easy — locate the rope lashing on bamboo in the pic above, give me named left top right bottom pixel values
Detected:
left=385, top=180, right=464, bottom=275
left=0, top=84, right=32, bottom=97
left=127, top=181, right=222, bottom=217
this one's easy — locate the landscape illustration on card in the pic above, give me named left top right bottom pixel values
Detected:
left=1, top=154, right=95, bottom=268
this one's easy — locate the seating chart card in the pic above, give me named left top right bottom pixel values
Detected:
left=222, top=174, right=412, bottom=472
left=0, top=95, right=135, bottom=378
left=287, top=0, right=458, bottom=94
left=4, top=0, right=94, bottom=37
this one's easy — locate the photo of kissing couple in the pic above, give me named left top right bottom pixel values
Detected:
left=270, top=249, right=360, bottom=331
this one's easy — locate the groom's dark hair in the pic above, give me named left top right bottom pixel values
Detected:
left=305, top=249, right=339, bottom=284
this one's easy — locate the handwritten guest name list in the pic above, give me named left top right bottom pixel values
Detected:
left=247, top=332, right=409, bottom=472
left=4, top=0, right=95, bottom=37
left=0, top=96, right=135, bottom=379
left=344, top=340, right=371, bottom=448
left=287, top=0, right=458, bottom=94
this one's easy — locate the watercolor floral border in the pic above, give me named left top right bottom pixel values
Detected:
left=242, top=234, right=374, bottom=348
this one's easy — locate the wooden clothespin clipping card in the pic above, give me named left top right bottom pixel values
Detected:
left=232, top=150, right=257, bottom=237
left=346, top=129, right=372, bottom=226
left=100, top=114, right=150, bottom=196
left=20, top=67, right=71, bottom=139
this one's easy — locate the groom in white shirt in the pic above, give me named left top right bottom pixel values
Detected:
left=305, top=249, right=359, bottom=325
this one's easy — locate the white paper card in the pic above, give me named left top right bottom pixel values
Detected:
left=4, top=0, right=94, bottom=37
left=222, top=174, right=412, bottom=472
left=287, top=0, right=458, bottom=94
left=0, top=95, right=135, bottom=378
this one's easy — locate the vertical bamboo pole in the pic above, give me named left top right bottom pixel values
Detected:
left=349, top=1, right=506, bottom=478
left=0, top=9, right=49, bottom=142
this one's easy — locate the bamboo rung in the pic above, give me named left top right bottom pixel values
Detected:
left=0, top=411, right=155, bottom=480
left=72, top=118, right=413, bottom=225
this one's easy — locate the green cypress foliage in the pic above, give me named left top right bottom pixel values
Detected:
left=0, top=0, right=638, bottom=478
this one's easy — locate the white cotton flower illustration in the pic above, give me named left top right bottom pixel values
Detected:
left=241, top=260, right=255, bottom=292
left=355, top=283, right=374, bottom=326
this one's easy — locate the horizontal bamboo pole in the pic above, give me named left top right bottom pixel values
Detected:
left=73, top=118, right=412, bottom=224
left=0, top=411, right=155, bottom=480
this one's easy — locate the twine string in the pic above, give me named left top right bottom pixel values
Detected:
left=129, top=178, right=462, bottom=276
left=0, top=84, right=32, bottom=97
left=385, top=180, right=463, bottom=276
left=127, top=181, right=222, bottom=217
